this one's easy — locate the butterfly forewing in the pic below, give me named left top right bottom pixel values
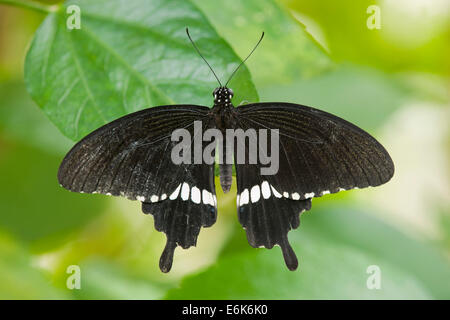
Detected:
left=59, top=106, right=206, bottom=197
left=236, top=102, right=394, bottom=199
left=58, top=105, right=217, bottom=272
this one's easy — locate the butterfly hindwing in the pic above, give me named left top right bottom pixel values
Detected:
left=58, top=105, right=217, bottom=272
left=235, top=159, right=312, bottom=270
left=141, top=125, right=218, bottom=272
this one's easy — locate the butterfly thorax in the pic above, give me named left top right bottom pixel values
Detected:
left=211, top=87, right=237, bottom=131
left=212, top=86, right=233, bottom=106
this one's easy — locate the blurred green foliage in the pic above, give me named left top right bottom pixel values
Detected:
left=0, top=0, right=448, bottom=299
left=283, top=0, right=450, bottom=74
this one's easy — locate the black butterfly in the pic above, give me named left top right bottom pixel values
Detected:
left=58, top=29, right=394, bottom=272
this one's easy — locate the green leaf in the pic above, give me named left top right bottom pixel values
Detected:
left=166, top=227, right=432, bottom=299
left=25, top=0, right=258, bottom=141
left=0, top=82, right=73, bottom=155
left=192, top=0, right=333, bottom=87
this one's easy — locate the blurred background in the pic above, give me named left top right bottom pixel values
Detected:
left=0, top=0, right=449, bottom=299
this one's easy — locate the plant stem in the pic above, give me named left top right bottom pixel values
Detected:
left=0, top=0, right=60, bottom=14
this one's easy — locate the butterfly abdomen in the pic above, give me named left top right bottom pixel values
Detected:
left=218, top=134, right=233, bottom=193
left=219, top=163, right=233, bottom=193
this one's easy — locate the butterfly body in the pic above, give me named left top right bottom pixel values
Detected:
left=211, top=87, right=238, bottom=193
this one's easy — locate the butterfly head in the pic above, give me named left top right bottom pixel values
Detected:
left=213, top=87, right=234, bottom=106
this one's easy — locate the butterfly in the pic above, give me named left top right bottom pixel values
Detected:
left=58, top=29, right=394, bottom=272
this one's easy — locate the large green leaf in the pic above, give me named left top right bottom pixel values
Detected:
left=25, top=0, right=258, bottom=141
left=192, top=0, right=333, bottom=88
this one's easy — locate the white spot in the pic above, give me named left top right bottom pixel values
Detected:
left=250, top=185, right=261, bottom=203
left=321, top=190, right=330, bottom=195
left=292, top=192, right=300, bottom=200
left=202, top=189, right=208, bottom=205
left=283, top=192, right=289, bottom=198
left=270, top=185, right=282, bottom=198
left=106, top=192, right=112, bottom=196
left=338, top=188, right=346, bottom=192
left=236, top=194, right=240, bottom=206
left=261, top=181, right=271, bottom=199
left=169, top=184, right=181, bottom=200
left=92, top=191, right=97, bottom=194
left=161, top=193, right=167, bottom=200
left=240, top=189, right=249, bottom=206
left=202, top=189, right=214, bottom=206
left=150, top=195, right=159, bottom=203
left=304, top=192, right=315, bottom=199
left=80, top=191, right=84, bottom=194
left=181, top=182, right=190, bottom=201
left=213, top=195, right=217, bottom=206
left=191, top=186, right=201, bottom=204
left=136, top=195, right=145, bottom=202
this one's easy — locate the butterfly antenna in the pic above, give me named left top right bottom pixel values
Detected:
left=225, top=31, right=264, bottom=87
left=186, top=28, right=222, bottom=87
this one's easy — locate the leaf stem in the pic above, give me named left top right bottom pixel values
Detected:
left=0, top=0, right=60, bottom=14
